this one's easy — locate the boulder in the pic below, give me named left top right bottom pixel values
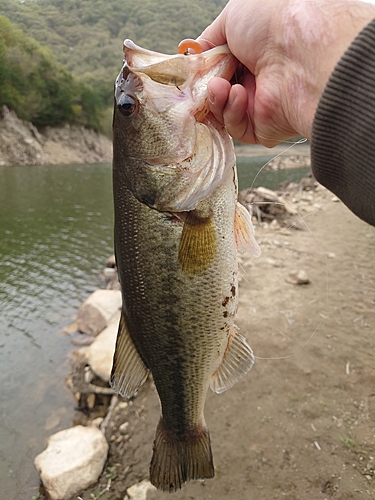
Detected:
left=76, top=289, right=122, bottom=336
left=34, top=425, right=108, bottom=500
left=124, top=480, right=156, bottom=500
left=86, top=321, right=119, bottom=382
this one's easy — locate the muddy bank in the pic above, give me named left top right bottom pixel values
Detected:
left=0, top=106, right=112, bottom=166
left=38, top=176, right=375, bottom=500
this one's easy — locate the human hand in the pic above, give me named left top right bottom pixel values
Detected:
left=198, top=0, right=375, bottom=147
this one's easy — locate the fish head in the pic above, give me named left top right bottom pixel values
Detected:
left=113, top=40, right=236, bottom=211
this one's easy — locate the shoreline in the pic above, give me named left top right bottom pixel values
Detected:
left=0, top=106, right=112, bottom=167
left=0, top=106, right=309, bottom=168
left=234, top=141, right=310, bottom=158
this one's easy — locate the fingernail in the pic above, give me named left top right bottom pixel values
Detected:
left=208, top=88, right=215, bottom=106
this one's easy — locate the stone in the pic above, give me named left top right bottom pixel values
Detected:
left=86, top=322, right=118, bottom=382
left=124, top=480, right=156, bottom=500
left=119, top=422, right=129, bottom=434
left=106, top=255, right=116, bottom=268
left=76, top=289, right=122, bottom=336
left=103, top=267, right=116, bottom=280
left=91, top=417, right=104, bottom=427
left=87, top=393, right=96, bottom=409
left=34, top=425, right=108, bottom=500
left=287, top=270, right=310, bottom=285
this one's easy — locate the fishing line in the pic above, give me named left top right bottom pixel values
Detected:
left=239, top=148, right=331, bottom=362
left=254, top=320, right=323, bottom=361
left=248, top=138, right=307, bottom=191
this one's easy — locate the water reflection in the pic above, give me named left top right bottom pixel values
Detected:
left=0, top=158, right=310, bottom=499
left=0, top=163, right=114, bottom=499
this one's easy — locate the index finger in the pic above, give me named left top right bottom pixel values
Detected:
left=196, top=9, right=228, bottom=51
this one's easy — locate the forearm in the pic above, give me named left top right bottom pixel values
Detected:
left=311, top=18, right=375, bottom=226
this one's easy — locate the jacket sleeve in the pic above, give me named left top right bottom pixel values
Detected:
left=311, top=18, right=375, bottom=226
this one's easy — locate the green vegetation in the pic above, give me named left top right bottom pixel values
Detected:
left=0, top=0, right=227, bottom=130
left=0, top=15, right=104, bottom=129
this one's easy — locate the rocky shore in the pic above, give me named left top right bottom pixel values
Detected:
left=0, top=107, right=310, bottom=168
left=0, top=106, right=112, bottom=166
left=33, top=172, right=345, bottom=500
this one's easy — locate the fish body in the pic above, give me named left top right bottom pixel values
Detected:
left=111, top=40, right=260, bottom=492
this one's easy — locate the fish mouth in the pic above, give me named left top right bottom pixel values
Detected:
left=121, top=39, right=236, bottom=90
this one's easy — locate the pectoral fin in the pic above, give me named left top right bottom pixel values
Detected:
left=110, top=313, right=149, bottom=398
left=178, top=210, right=217, bottom=274
left=210, top=326, right=255, bottom=394
left=234, top=202, right=261, bottom=257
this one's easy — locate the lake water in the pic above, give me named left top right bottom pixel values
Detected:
left=0, top=159, right=310, bottom=499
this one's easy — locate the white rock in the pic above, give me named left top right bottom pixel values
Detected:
left=77, top=289, right=122, bottom=336
left=34, top=425, right=108, bottom=500
left=103, top=267, right=116, bottom=280
left=119, top=422, right=129, bottom=434
left=86, top=321, right=119, bottom=382
left=125, top=480, right=156, bottom=500
left=287, top=270, right=310, bottom=285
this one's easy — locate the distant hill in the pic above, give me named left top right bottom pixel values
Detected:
left=0, top=0, right=228, bottom=107
left=0, top=15, right=104, bottom=130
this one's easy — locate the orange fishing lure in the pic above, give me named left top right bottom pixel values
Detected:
left=178, top=38, right=203, bottom=55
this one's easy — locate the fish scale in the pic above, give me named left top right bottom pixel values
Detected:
left=111, top=40, right=260, bottom=492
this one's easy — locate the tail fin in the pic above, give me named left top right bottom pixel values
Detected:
left=149, top=418, right=214, bottom=492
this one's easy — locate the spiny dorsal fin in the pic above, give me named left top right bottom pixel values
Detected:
left=234, top=202, right=261, bottom=256
left=210, top=326, right=255, bottom=394
left=110, top=313, right=149, bottom=398
left=178, top=210, right=217, bottom=275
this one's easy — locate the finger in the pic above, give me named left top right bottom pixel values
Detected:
left=197, top=10, right=227, bottom=51
left=222, top=84, right=257, bottom=144
left=207, top=77, right=231, bottom=125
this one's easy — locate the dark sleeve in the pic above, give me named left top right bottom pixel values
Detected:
left=311, top=18, right=375, bottom=226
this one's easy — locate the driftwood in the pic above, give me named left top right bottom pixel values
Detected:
left=238, top=174, right=318, bottom=225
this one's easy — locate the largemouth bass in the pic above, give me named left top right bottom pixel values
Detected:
left=111, top=39, right=261, bottom=492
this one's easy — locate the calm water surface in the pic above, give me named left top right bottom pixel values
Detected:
left=0, top=159, right=309, bottom=499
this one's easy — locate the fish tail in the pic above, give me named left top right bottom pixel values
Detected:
left=149, top=417, right=214, bottom=492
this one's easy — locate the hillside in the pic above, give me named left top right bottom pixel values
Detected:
left=0, top=0, right=228, bottom=114
left=0, top=15, right=105, bottom=130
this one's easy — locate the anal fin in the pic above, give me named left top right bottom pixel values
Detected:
left=235, top=202, right=261, bottom=256
left=210, top=326, right=255, bottom=394
left=110, top=313, right=149, bottom=398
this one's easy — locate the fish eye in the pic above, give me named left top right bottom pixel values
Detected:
left=118, top=94, right=138, bottom=117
